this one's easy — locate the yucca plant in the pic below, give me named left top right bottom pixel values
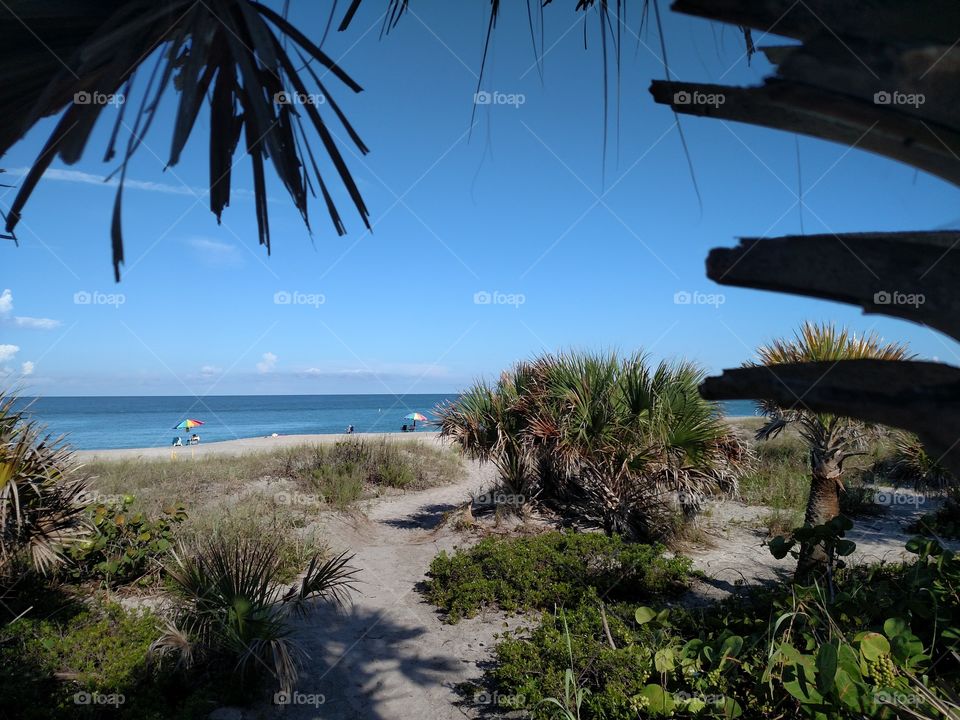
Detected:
left=749, top=322, right=912, bottom=579
left=0, top=390, right=91, bottom=576
left=152, top=536, right=357, bottom=692
left=437, top=351, right=747, bottom=538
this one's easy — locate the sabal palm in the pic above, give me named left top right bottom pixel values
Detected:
left=0, top=391, right=91, bottom=575
left=438, top=351, right=745, bottom=538
left=153, top=536, right=357, bottom=692
left=749, top=322, right=912, bottom=577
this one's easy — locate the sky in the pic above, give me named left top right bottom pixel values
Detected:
left=3, top=1, right=959, bottom=396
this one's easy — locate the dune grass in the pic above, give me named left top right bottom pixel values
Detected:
left=79, top=438, right=464, bottom=565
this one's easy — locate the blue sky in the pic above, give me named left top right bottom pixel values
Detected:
left=3, top=1, right=959, bottom=396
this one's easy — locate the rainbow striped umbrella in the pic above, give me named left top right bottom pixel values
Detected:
left=404, top=412, right=428, bottom=428
left=173, top=418, right=205, bottom=431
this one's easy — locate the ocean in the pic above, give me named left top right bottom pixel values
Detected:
left=12, top=395, right=761, bottom=450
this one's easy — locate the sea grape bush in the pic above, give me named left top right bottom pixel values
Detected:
left=67, top=496, right=187, bottom=587
left=490, top=526, right=960, bottom=719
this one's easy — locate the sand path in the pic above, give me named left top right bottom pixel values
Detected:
left=244, top=444, right=505, bottom=720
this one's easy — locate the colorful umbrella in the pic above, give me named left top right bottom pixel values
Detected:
left=404, top=412, right=428, bottom=429
left=174, top=419, right=204, bottom=431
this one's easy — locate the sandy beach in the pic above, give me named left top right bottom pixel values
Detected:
left=74, top=431, right=442, bottom=462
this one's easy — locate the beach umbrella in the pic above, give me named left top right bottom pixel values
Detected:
left=404, top=412, right=428, bottom=429
left=174, top=418, right=204, bottom=432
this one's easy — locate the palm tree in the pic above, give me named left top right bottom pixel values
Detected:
left=749, top=322, right=912, bottom=577
left=0, top=390, right=91, bottom=576
left=437, top=351, right=747, bottom=539
left=152, top=536, right=357, bottom=692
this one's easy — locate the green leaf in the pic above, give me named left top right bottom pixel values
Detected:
left=859, top=632, right=890, bottom=661
left=835, top=539, right=856, bottom=556
left=721, top=697, right=743, bottom=719
left=816, top=643, right=838, bottom=694
left=640, top=684, right=675, bottom=716
left=635, top=606, right=657, bottom=625
left=883, top=617, right=908, bottom=639
left=654, top=647, right=675, bottom=673
left=769, top=536, right=793, bottom=559
left=834, top=668, right=866, bottom=712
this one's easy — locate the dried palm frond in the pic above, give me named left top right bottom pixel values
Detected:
left=0, top=0, right=370, bottom=280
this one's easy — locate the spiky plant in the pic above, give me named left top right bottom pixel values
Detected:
left=437, top=351, right=746, bottom=538
left=0, top=390, right=91, bottom=576
left=152, top=536, right=357, bottom=692
left=749, top=322, right=912, bottom=579
left=888, top=432, right=954, bottom=492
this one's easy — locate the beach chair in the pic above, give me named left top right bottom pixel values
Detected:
left=172, top=437, right=183, bottom=447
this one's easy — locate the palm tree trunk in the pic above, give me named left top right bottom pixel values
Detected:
left=796, top=448, right=843, bottom=581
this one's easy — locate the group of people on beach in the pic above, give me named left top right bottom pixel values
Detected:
left=171, top=433, right=200, bottom=446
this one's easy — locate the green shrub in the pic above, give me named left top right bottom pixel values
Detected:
left=0, top=600, right=217, bottom=719
left=425, top=532, right=693, bottom=623
left=484, top=535, right=960, bottom=720
left=908, top=491, right=960, bottom=539
left=66, top=497, right=187, bottom=587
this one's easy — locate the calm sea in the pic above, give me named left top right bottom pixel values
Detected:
left=12, top=395, right=760, bottom=450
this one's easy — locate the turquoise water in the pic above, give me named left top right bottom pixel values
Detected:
left=13, top=395, right=760, bottom=450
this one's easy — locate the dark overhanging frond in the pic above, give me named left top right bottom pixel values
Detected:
left=0, top=0, right=370, bottom=281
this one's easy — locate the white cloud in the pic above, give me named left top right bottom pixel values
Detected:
left=20, top=361, right=34, bottom=376
left=0, top=344, right=19, bottom=362
left=200, top=365, right=222, bottom=377
left=187, top=237, right=243, bottom=267
left=256, top=352, right=278, bottom=374
left=0, top=289, right=60, bottom=329
left=6, top=167, right=258, bottom=200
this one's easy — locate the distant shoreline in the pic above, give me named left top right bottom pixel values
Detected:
left=75, top=431, right=443, bottom=461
